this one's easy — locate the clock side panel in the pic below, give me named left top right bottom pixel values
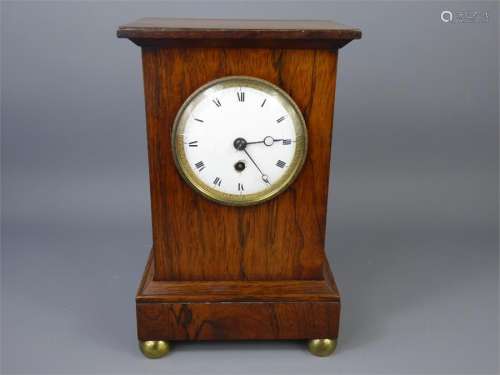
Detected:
left=141, top=47, right=338, bottom=281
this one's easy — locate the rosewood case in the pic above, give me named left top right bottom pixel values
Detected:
left=117, top=18, right=361, bottom=342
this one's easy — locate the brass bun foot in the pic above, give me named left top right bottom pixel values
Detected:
left=139, top=340, right=170, bottom=359
left=307, top=338, right=337, bottom=357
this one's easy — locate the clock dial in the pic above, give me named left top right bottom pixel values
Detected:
left=172, top=76, right=307, bottom=206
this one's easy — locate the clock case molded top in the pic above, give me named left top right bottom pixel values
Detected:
left=117, top=18, right=362, bottom=49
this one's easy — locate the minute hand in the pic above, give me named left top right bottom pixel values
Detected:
left=243, top=149, right=270, bottom=184
left=246, top=136, right=283, bottom=146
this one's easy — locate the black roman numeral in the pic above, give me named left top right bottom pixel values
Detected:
left=283, top=139, right=292, bottom=145
left=276, top=116, right=286, bottom=123
left=212, top=98, right=222, bottom=107
left=238, top=183, right=244, bottom=192
left=261, top=98, right=267, bottom=107
left=188, top=141, right=198, bottom=147
left=213, top=177, right=222, bottom=187
left=237, top=91, right=245, bottom=102
left=276, top=160, right=286, bottom=168
left=194, top=118, right=204, bottom=123
left=194, top=161, right=205, bottom=171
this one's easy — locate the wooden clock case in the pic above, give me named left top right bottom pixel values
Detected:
left=117, top=18, right=361, bottom=353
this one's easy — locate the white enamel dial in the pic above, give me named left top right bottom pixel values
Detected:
left=172, top=76, right=307, bottom=206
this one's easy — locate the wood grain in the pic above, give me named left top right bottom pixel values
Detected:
left=141, top=47, right=338, bottom=281
left=137, top=301, right=340, bottom=341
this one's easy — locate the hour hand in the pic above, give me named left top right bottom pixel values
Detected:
left=242, top=149, right=270, bottom=185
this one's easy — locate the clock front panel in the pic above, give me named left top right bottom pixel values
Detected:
left=142, top=47, right=337, bottom=281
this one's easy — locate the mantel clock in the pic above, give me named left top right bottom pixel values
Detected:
left=117, top=18, right=361, bottom=358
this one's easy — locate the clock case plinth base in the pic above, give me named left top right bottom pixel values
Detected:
left=136, top=250, right=340, bottom=341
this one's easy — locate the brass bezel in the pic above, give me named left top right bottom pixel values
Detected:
left=171, top=76, right=308, bottom=206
